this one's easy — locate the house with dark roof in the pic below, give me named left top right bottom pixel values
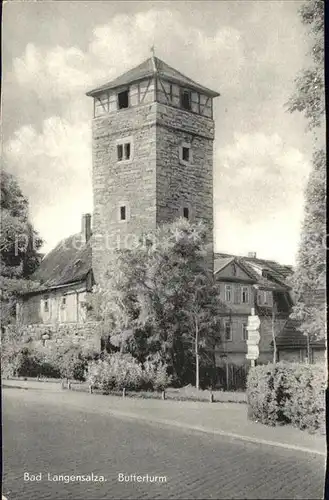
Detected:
left=275, top=289, right=326, bottom=363
left=214, top=252, right=294, bottom=365
left=17, top=215, right=93, bottom=325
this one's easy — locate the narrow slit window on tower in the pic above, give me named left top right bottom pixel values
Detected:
left=124, top=142, right=131, bottom=160
left=120, top=206, right=126, bottom=221
left=117, top=144, right=123, bottom=161
left=181, top=89, right=192, bottom=111
left=183, top=207, right=189, bottom=219
left=118, top=90, right=129, bottom=109
left=180, top=143, right=192, bottom=164
left=182, top=147, right=190, bottom=162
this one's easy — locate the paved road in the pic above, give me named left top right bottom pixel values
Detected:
left=3, top=388, right=325, bottom=500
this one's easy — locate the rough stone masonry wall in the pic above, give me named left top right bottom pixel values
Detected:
left=16, top=322, right=101, bottom=351
left=156, top=103, right=215, bottom=271
left=92, top=103, right=157, bottom=286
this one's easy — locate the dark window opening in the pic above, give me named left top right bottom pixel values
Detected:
left=117, top=144, right=123, bottom=161
left=120, top=206, right=126, bottom=221
left=224, top=321, right=232, bottom=341
left=181, top=90, right=191, bottom=111
left=118, top=90, right=129, bottom=109
left=183, top=207, right=189, bottom=219
left=44, top=299, right=49, bottom=313
left=182, top=147, right=190, bottom=162
left=169, top=84, right=173, bottom=102
left=124, top=143, right=131, bottom=160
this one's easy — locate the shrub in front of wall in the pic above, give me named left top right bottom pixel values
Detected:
left=41, top=341, right=98, bottom=381
left=247, top=362, right=326, bottom=433
left=87, top=353, right=145, bottom=392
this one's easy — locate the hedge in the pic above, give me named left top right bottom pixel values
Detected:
left=1, top=340, right=98, bottom=381
left=86, top=352, right=172, bottom=392
left=247, top=362, right=326, bottom=433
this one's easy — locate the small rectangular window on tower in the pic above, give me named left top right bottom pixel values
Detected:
left=117, top=144, right=123, bottom=161
left=183, top=207, right=189, bottom=219
left=118, top=90, right=129, bottom=109
left=182, top=147, right=190, bottom=162
left=124, top=143, right=131, bottom=160
left=120, top=206, right=126, bottom=221
left=181, top=90, right=192, bottom=111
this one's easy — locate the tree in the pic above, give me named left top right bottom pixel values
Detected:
left=91, top=219, right=225, bottom=387
left=0, top=170, right=43, bottom=325
left=287, top=0, right=326, bottom=341
left=182, top=272, right=226, bottom=389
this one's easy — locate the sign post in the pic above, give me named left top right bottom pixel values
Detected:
left=246, top=311, right=261, bottom=366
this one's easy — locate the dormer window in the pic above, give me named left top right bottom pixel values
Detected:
left=181, top=89, right=191, bottom=111
left=118, top=89, right=129, bottom=109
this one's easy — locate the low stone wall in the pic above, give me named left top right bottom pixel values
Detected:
left=13, top=322, right=101, bottom=351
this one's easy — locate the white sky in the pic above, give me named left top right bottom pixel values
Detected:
left=2, top=1, right=314, bottom=265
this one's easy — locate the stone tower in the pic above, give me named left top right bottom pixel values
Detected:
left=87, top=55, right=220, bottom=285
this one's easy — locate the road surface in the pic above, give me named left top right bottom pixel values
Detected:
left=2, top=388, right=325, bottom=499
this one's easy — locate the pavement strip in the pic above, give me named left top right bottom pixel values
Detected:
left=103, top=407, right=326, bottom=456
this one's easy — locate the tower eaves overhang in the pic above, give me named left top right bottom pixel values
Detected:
left=86, top=56, right=220, bottom=98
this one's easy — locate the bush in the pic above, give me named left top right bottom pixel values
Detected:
left=247, top=362, right=326, bottom=433
left=86, top=352, right=172, bottom=392
left=87, top=353, right=144, bottom=392
left=142, top=353, right=172, bottom=391
left=1, top=337, right=98, bottom=381
left=41, top=341, right=97, bottom=381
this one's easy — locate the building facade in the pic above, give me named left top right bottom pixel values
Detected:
left=17, top=214, right=93, bottom=326
left=214, top=253, right=294, bottom=366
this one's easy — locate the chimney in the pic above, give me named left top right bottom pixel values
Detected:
left=81, top=213, right=92, bottom=243
left=248, top=252, right=257, bottom=259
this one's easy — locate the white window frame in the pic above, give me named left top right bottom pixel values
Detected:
left=179, top=142, right=192, bottom=165
left=242, top=323, right=248, bottom=341
left=241, top=286, right=249, bottom=304
left=116, top=136, right=134, bottom=163
left=225, top=284, right=232, bottom=302
left=224, top=320, right=233, bottom=342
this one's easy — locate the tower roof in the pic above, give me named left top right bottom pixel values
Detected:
left=86, top=56, right=220, bottom=97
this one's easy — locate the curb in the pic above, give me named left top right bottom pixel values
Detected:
left=103, top=408, right=326, bottom=457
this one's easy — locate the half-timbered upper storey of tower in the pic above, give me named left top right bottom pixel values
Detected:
left=86, top=56, right=220, bottom=119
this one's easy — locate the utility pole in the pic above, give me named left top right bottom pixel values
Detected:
left=195, top=317, right=200, bottom=390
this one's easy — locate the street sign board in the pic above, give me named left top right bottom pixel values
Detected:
left=247, top=315, right=261, bottom=330
left=246, top=314, right=260, bottom=361
left=246, top=345, right=259, bottom=360
left=247, top=331, right=260, bottom=345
